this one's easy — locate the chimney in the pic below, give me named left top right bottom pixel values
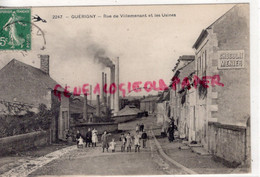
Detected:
left=101, top=72, right=104, bottom=104
left=114, top=57, right=119, bottom=115
left=83, top=94, right=88, bottom=121
left=104, top=73, right=107, bottom=107
left=89, top=85, right=92, bottom=106
left=96, top=95, right=101, bottom=117
left=110, top=66, right=115, bottom=111
left=40, top=55, right=50, bottom=74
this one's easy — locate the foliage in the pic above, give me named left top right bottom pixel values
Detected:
left=0, top=103, right=57, bottom=138
left=0, top=100, right=33, bottom=115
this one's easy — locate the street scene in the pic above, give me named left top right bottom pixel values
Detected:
left=0, top=3, right=251, bottom=176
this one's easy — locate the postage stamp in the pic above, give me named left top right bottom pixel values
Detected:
left=0, top=9, right=31, bottom=50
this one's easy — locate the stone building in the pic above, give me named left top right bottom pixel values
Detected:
left=156, top=90, right=170, bottom=126
left=140, top=95, right=160, bottom=115
left=169, top=55, right=195, bottom=140
left=192, top=4, right=250, bottom=165
left=0, top=56, right=70, bottom=141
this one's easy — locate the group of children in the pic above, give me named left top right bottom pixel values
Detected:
left=119, top=130, right=148, bottom=153
left=75, top=123, right=148, bottom=153
left=100, top=125, right=148, bottom=153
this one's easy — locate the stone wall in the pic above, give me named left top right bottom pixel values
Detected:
left=0, top=131, right=50, bottom=156
left=208, top=122, right=249, bottom=166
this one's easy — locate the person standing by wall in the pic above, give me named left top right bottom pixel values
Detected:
left=167, top=124, right=174, bottom=142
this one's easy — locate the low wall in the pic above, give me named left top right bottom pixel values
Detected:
left=208, top=122, right=248, bottom=166
left=0, top=131, right=50, bottom=156
left=73, top=122, right=118, bottom=138
left=112, top=114, right=137, bottom=123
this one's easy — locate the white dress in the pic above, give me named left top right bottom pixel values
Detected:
left=134, top=134, right=141, bottom=146
left=92, top=129, right=98, bottom=143
left=109, top=141, right=116, bottom=150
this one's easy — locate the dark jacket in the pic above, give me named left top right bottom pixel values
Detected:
left=76, top=132, right=82, bottom=139
left=141, top=132, right=148, bottom=139
left=86, top=131, right=92, bottom=142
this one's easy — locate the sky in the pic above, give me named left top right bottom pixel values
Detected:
left=0, top=4, right=235, bottom=97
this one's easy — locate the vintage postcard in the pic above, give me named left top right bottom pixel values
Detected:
left=0, top=2, right=257, bottom=177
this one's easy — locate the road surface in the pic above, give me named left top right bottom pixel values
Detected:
left=29, top=115, right=181, bottom=176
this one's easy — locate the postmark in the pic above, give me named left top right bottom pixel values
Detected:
left=0, top=9, right=31, bottom=50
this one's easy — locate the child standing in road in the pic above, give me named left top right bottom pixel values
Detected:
left=141, top=130, right=148, bottom=148
left=125, top=132, right=132, bottom=152
left=78, top=136, right=84, bottom=148
left=119, top=133, right=126, bottom=152
left=92, top=128, right=98, bottom=147
left=109, top=138, right=117, bottom=153
left=134, top=131, right=142, bottom=152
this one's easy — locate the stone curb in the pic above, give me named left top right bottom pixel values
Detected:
left=151, top=130, right=197, bottom=175
left=2, top=145, right=77, bottom=177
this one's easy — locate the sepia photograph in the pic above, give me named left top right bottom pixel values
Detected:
left=0, top=1, right=257, bottom=176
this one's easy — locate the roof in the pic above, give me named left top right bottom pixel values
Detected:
left=117, top=105, right=141, bottom=116
left=0, top=59, right=64, bottom=105
left=192, top=5, right=235, bottom=49
left=141, top=96, right=160, bottom=102
left=172, top=55, right=195, bottom=73
left=170, top=58, right=195, bottom=88
left=192, top=29, right=208, bottom=50
left=157, top=90, right=170, bottom=103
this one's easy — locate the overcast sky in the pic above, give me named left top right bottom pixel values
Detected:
left=0, top=4, right=235, bottom=97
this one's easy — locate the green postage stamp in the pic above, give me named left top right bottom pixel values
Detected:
left=0, top=9, right=31, bottom=50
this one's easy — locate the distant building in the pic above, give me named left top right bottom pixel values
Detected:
left=119, top=96, right=141, bottom=110
left=140, top=95, right=160, bottom=114
left=70, top=95, right=96, bottom=123
left=170, top=57, right=195, bottom=140
left=0, top=56, right=69, bottom=141
left=157, top=90, right=170, bottom=126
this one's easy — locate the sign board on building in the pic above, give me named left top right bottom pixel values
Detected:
left=218, top=50, right=245, bottom=69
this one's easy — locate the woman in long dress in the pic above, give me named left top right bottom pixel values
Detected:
left=167, top=124, right=175, bottom=142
